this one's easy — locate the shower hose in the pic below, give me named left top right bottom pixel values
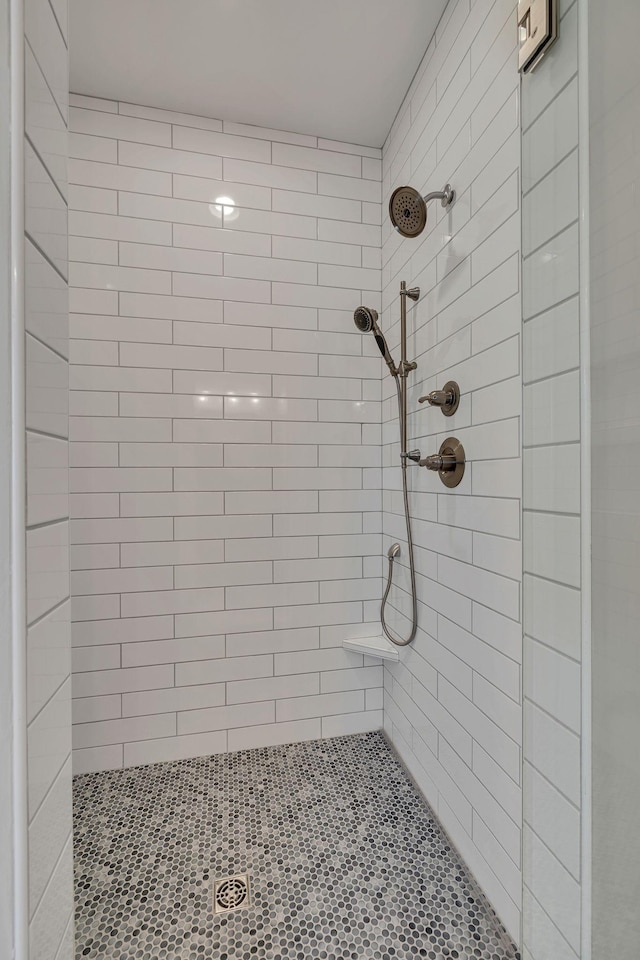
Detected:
left=380, top=376, right=418, bottom=647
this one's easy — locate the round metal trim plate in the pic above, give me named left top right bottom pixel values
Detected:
left=438, top=437, right=465, bottom=488
left=441, top=381, right=460, bottom=417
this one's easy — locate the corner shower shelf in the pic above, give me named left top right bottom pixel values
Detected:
left=342, top=635, right=399, bottom=661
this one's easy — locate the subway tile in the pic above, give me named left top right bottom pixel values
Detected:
left=173, top=420, right=270, bottom=444
left=69, top=262, right=171, bottom=295
left=174, top=560, right=271, bottom=590
left=228, top=673, right=319, bottom=705
left=124, top=731, right=227, bottom=767
left=523, top=701, right=580, bottom=805
left=119, top=492, right=224, bottom=517
left=224, top=445, right=317, bottom=468
left=73, top=713, right=176, bottom=749
left=26, top=432, right=68, bottom=527
left=118, top=102, right=222, bottom=130
left=70, top=416, right=172, bottom=443
left=68, top=184, right=118, bottom=215
left=227, top=718, right=321, bottom=752
left=26, top=335, right=68, bottom=439
left=523, top=224, right=579, bottom=320
left=25, top=239, right=68, bottom=356
left=69, top=492, right=119, bottom=519
left=119, top=442, right=223, bottom=467
left=27, top=601, right=70, bottom=724
left=122, top=636, right=225, bottom=669
left=71, top=614, right=173, bottom=647
left=223, top=157, right=316, bottom=192
left=523, top=761, right=580, bottom=880
left=174, top=222, right=271, bottom=258
left=119, top=392, right=223, bottom=419
left=69, top=132, right=118, bottom=164
left=523, top=826, right=581, bottom=953
left=26, top=521, right=69, bottom=625
left=72, top=694, right=121, bottom=725
left=69, top=543, right=119, bottom=570
left=120, top=539, right=224, bottom=567
left=25, top=44, right=68, bottom=198
left=173, top=173, right=270, bottom=209
left=175, top=654, right=272, bottom=687
left=273, top=602, right=363, bottom=631
left=120, top=242, right=223, bottom=275
left=120, top=291, right=222, bottom=322
left=72, top=744, right=123, bottom=775
left=173, top=124, right=270, bottom=163
left=224, top=253, right=317, bottom=285
left=522, top=151, right=579, bottom=257
left=72, top=665, right=174, bottom=699
left=70, top=517, right=173, bottom=544
left=119, top=342, right=223, bottom=371
left=121, top=682, right=225, bottom=717
left=272, top=236, right=361, bottom=267
left=119, top=140, right=222, bottom=179
left=120, top=587, right=224, bottom=618
left=272, top=189, right=360, bottom=221
left=70, top=106, right=171, bottom=145
left=273, top=513, right=362, bottom=537
left=272, top=142, right=361, bottom=177
left=175, top=608, right=273, bottom=639
left=226, top=627, right=319, bottom=657
left=71, top=565, right=172, bottom=596
left=69, top=210, right=171, bottom=246
left=69, top=157, right=171, bottom=196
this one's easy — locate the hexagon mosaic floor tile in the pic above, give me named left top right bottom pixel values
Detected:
left=73, top=731, right=520, bottom=960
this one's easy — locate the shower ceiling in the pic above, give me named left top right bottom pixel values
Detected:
left=69, top=0, right=448, bottom=146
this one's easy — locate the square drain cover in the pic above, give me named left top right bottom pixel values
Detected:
left=213, top=874, right=250, bottom=914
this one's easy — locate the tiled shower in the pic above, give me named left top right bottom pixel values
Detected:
left=5, top=0, right=639, bottom=957
left=67, top=99, right=386, bottom=771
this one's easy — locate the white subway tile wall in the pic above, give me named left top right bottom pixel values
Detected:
left=68, top=95, right=384, bottom=774
left=521, top=2, right=584, bottom=959
left=380, top=0, right=522, bottom=942
left=24, top=0, right=73, bottom=958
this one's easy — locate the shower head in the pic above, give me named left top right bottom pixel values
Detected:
left=353, top=305, right=377, bottom=333
left=389, top=183, right=455, bottom=238
left=353, top=305, right=397, bottom=376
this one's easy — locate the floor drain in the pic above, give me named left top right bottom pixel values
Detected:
left=213, top=874, right=250, bottom=914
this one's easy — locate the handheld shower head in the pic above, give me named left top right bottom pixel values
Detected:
left=353, top=305, right=397, bottom=376
left=389, top=183, right=455, bottom=238
left=353, top=305, right=377, bottom=333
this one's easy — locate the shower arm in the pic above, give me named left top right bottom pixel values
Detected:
left=422, top=185, right=455, bottom=208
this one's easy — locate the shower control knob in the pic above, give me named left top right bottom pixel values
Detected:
left=422, top=453, right=457, bottom=471
left=419, top=437, right=465, bottom=488
left=418, top=380, right=460, bottom=416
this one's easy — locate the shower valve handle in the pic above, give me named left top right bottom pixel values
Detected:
left=418, top=438, right=466, bottom=488
left=418, top=380, right=460, bottom=416
left=421, top=453, right=457, bottom=471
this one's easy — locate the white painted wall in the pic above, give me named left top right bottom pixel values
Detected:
left=589, top=0, right=640, bottom=955
left=24, top=0, right=73, bottom=957
left=67, top=97, right=385, bottom=773
left=1, top=0, right=20, bottom=954
left=380, top=0, right=523, bottom=942
left=520, top=2, right=585, bottom=958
